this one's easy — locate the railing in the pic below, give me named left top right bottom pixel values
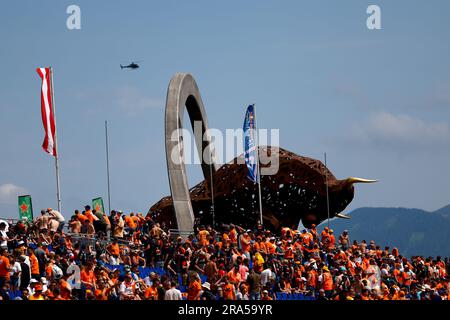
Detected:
left=168, top=229, right=195, bottom=239
left=0, top=217, right=143, bottom=247
left=0, top=217, right=20, bottom=225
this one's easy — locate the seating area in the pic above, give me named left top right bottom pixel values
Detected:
left=275, top=292, right=315, bottom=300
left=6, top=262, right=315, bottom=300
left=100, top=261, right=317, bottom=300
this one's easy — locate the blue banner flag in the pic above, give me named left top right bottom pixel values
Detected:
left=243, top=105, right=258, bottom=182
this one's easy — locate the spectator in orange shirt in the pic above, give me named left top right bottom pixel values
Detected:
left=84, top=206, right=97, bottom=224
left=322, top=266, right=334, bottom=298
left=124, top=215, right=137, bottom=232
left=131, top=213, right=140, bottom=228
left=229, top=224, right=238, bottom=245
left=80, top=262, right=96, bottom=291
left=144, top=278, right=160, bottom=300
left=29, top=283, right=45, bottom=300
left=321, top=227, right=330, bottom=248
left=0, top=249, right=11, bottom=289
left=197, top=226, right=210, bottom=247
left=27, top=247, right=40, bottom=280
left=187, top=274, right=202, bottom=300
left=222, top=277, right=236, bottom=300
left=227, top=264, right=242, bottom=286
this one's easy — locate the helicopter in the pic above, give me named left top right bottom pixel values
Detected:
left=120, top=61, right=141, bottom=70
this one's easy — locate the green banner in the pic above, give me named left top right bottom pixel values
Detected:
left=92, top=197, right=105, bottom=214
left=18, top=195, right=33, bottom=221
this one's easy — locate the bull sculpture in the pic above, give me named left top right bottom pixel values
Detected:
left=149, top=146, right=377, bottom=231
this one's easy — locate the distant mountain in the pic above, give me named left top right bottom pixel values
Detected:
left=433, top=204, right=450, bottom=220
left=320, top=205, right=450, bottom=258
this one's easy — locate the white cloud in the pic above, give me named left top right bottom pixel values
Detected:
left=0, top=184, right=28, bottom=204
left=351, top=112, right=450, bottom=147
left=116, top=86, right=164, bottom=116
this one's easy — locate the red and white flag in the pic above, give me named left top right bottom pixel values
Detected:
left=36, top=67, right=57, bottom=157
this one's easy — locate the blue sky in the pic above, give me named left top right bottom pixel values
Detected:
left=1, top=0, right=450, bottom=219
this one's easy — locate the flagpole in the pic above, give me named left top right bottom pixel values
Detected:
left=49, top=67, right=62, bottom=214
left=253, top=104, right=264, bottom=226
left=325, top=152, right=330, bottom=229
left=208, top=148, right=215, bottom=228
left=105, top=120, right=111, bottom=215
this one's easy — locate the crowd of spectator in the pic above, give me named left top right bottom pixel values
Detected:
left=0, top=205, right=448, bottom=301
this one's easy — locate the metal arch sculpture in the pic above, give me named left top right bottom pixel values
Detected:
left=164, top=73, right=218, bottom=233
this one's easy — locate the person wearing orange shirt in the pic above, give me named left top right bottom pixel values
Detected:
left=300, top=229, right=313, bottom=246
left=306, top=265, right=318, bottom=295
left=29, top=284, right=45, bottom=300
left=227, top=264, right=242, bottom=286
left=144, top=278, right=160, bottom=300
left=222, top=277, right=236, bottom=300
left=94, top=289, right=108, bottom=300
left=222, top=232, right=230, bottom=243
left=255, top=237, right=268, bottom=255
left=401, top=266, right=413, bottom=291
left=74, top=210, right=88, bottom=224
left=27, top=247, right=40, bottom=280
left=130, top=213, right=140, bottom=229
left=59, top=277, right=72, bottom=300
left=347, top=257, right=356, bottom=277
left=124, top=215, right=136, bottom=230
left=83, top=206, right=98, bottom=224
left=80, top=263, right=96, bottom=291
left=322, top=266, right=334, bottom=298
left=335, top=250, right=347, bottom=262
left=229, top=225, right=238, bottom=245
left=266, top=237, right=277, bottom=255
left=375, top=246, right=383, bottom=259
left=281, top=277, right=292, bottom=293
left=252, top=237, right=261, bottom=253
left=45, top=259, right=54, bottom=281
left=361, top=255, right=370, bottom=272
left=0, top=249, right=11, bottom=288
left=393, top=266, right=402, bottom=285
left=281, top=227, right=291, bottom=239
left=197, top=226, right=210, bottom=247
left=187, top=275, right=202, bottom=300
left=107, top=240, right=120, bottom=257
left=361, top=288, right=371, bottom=300
left=321, top=227, right=330, bottom=248
left=284, top=245, right=294, bottom=260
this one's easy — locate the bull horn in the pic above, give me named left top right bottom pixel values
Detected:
left=346, top=177, right=378, bottom=184
left=335, top=213, right=351, bottom=219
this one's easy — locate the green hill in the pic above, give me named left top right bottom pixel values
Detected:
left=321, top=206, right=450, bottom=258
